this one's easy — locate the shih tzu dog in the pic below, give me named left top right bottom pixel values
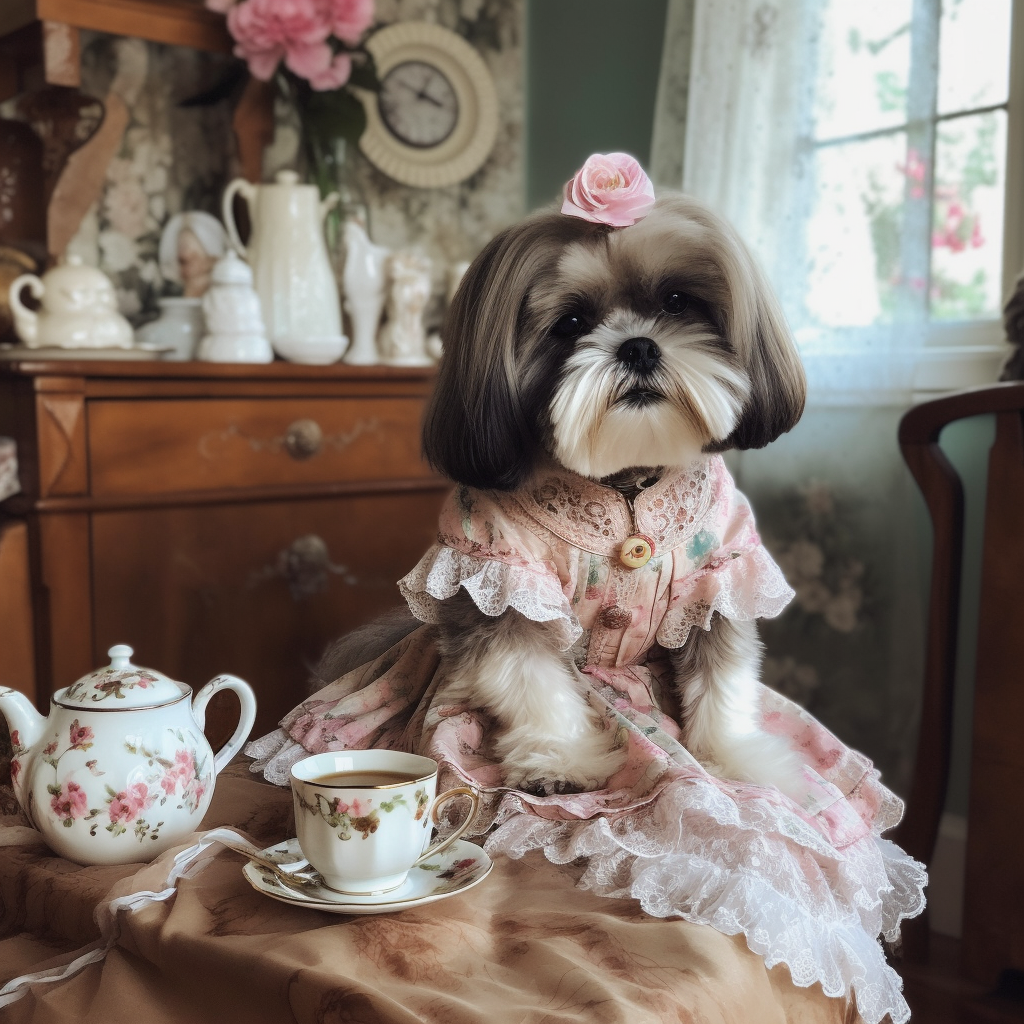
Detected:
left=318, top=155, right=806, bottom=798
left=391, top=154, right=808, bottom=798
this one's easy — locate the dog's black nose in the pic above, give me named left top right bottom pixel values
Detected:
left=617, top=337, right=661, bottom=373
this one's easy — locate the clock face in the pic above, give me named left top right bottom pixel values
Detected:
left=355, top=22, right=499, bottom=188
left=378, top=61, right=460, bottom=149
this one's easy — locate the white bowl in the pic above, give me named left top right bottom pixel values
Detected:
left=274, top=334, right=349, bottom=365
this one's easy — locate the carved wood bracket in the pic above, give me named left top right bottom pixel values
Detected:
left=37, top=391, right=86, bottom=496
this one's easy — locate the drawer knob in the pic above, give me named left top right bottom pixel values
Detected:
left=284, top=419, right=323, bottom=460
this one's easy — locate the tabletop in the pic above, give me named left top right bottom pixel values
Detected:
left=0, top=754, right=858, bottom=1024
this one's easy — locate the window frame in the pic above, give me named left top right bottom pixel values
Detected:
left=793, top=0, right=1021, bottom=388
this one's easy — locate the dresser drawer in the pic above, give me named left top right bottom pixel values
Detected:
left=90, top=489, right=446, bottom=741
left=88, top=397, right=433, bottom=496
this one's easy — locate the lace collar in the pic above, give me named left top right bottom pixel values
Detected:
left=504, top=458, right=720, bottom=557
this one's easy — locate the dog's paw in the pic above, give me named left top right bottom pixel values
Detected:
left=499, top=729, right=626, bottom=796
left=707, top=730, right=807, bottom=801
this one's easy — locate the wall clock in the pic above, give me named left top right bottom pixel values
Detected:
left=355, top=22, right=500, bottom=188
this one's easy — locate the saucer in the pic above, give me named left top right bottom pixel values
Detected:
left=242, top=838, right=492, bottom=915
left=0, top=345, right=168, bottom=361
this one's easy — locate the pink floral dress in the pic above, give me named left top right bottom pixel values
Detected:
left=248, top=456, right=925, bottom=1024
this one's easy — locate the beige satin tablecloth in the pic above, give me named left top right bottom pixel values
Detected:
left=0, top=762, right=864, bottom=1024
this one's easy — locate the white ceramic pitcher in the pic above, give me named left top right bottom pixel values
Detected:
left=222, top=171, right=342, bottom=351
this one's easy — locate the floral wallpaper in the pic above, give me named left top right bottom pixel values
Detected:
left=7, top=0, right=523, bottom=325
left=66, top=37, right=238, bottom=318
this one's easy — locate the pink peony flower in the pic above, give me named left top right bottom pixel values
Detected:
left=51, top=781, right=88, bottom=821
left=328, top=0, right=373, bottom=45
left=109, top=782, right=154, bottom=823
left=160, top=749, right=195, bottom=794
left=285, top=42, right=352, bottom=90
left=183, top=778, right=208, bottom=812
left=216, top=0, right=371, bottom=87
left=69, top=720, right=94, bottom=750
left=308, top=51, right=353, bottom=90
left=10, top=730, right=19, bottom=748
left=561, top=153, right=655, bottom=228
left=228, top=0, right=332, bottom=82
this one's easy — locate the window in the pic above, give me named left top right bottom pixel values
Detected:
left=798, top=0, right=1013, bottom=339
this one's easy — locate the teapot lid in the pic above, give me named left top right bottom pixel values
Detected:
left=210, top=249, right=254, bottom=286
left=43, top=254, right=115, bottom=290
left=55, top=645, right=189, bottom=710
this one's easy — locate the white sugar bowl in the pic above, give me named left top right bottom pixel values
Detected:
left=0, top=645, right=257, bottom=865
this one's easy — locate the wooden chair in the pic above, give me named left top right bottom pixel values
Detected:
left=894, top=381, right=1024, bottom=988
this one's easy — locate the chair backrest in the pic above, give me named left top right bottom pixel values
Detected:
left=895, top=381, right=1024, bottom=986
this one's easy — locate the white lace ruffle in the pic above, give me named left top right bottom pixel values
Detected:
left=244, top=728, right=309, bottom=786
left=398, top=546, right=582, bottom=650
left=656, top=543, right=796, bottom=648
left=482, top=782, right=925, bottom=1024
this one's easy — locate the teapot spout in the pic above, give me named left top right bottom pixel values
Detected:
left=0, top=687, right=46, bottom=753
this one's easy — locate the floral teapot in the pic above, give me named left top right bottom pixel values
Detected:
left=0, top=646, right=257, bottom=865
left=8, top=255, right=133, bottom=350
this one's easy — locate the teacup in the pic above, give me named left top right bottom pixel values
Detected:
left=290, top=750, right=480, bottom=895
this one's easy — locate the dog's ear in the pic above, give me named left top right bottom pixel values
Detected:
left=423, top=213, right=588, bottom=490
left=724, top=267, right=806, bottom=449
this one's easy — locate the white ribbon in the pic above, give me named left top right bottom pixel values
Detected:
left=0, top=826, right=266, bottom=1008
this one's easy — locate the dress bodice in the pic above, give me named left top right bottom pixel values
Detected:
left=400, top=456, right=794, bottom=670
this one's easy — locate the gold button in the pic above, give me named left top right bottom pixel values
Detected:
left=619, top=534, right=654, bottom=568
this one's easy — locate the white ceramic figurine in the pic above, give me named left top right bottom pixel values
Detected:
left=377, top=249, right=433, bottom=366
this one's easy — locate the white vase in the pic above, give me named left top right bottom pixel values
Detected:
left=135, top=297, right=204, bottom=361
left=342, top=220, right=389, bottom=365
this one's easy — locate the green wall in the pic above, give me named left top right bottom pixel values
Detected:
left=525, top=0, right=669, bottom=211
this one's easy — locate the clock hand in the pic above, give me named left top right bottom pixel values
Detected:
left=416, top=89, right=444, bottom=108
left=394, top=78, right=444, bottom=108
left=416, top=71, right=445, bottom=108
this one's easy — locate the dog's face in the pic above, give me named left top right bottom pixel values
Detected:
left=424, top=192, right=806, bottom=490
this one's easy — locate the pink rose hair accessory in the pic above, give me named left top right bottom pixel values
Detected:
left=561, top=152, right=656, bottom=227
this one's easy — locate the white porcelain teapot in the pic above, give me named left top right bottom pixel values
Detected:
left=222, top=170, right=342, bottom=352
left=1, top=646, right=257, bottom=865
left=8, top=256, right=133, bottom=349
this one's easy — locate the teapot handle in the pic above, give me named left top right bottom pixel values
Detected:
left=222, top=178, right=257, bottom=257
left=191, top=674, right=258, bottom=775
left=9, top=274, right=43, bottom=343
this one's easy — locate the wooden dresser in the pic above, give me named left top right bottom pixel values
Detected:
left=0, top=359, right=447, bottom=745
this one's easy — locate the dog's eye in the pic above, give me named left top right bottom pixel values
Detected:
left=662, top=291, right=689, bottom=315
left=551, top=313, right=588, bottom=339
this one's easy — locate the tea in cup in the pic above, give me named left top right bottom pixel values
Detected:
left=290, top=750, right=480, bottom=894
